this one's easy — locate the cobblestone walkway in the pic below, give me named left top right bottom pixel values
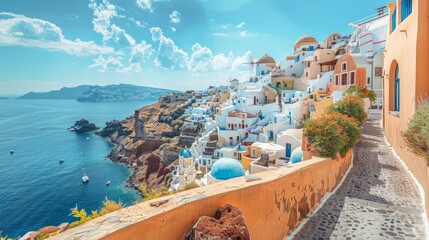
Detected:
left=293, top=111, right=426, bottom=240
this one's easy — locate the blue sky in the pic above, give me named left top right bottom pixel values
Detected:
left=0, top=0, right=390, bottom=95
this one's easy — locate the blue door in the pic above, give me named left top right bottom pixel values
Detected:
left=269, top=131, right=274, bottom=141
left=286, top=144, right=292, bottom=159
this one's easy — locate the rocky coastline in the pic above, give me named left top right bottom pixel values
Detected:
left=96, top=94, right=202, bottom=193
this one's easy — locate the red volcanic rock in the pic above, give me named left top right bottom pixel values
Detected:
left=183, top=204, right=250, bottom=240
left=145, top=154, right=161, bottom=180
left=38, top=226, right=61, bottom=235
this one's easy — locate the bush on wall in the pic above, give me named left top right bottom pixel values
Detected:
left=402, top=97, right=429, bottom=161
left=304, top=96, right=363, bottom=159
left=328, top=95, right=367, bottom=125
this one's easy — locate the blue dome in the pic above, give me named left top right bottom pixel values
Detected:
left=210, top=158, right=245, bottom=180
left=179, top=149, right=192, bottom=158
left=290, top=148, right=303, bottom=164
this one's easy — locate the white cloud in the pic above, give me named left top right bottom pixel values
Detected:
left=90, top=55, right=123, bottom=72
left=169, top=11, right=181, bottom=24
left=129, top=17, right=146, bottom=28
left=110, top=24, right=136, bottom=47
left=170, top=27, right=176, bottom=32
left=220, top=23, right=231, bottom=29
left=0, top=12, right=113, bottom=55
left=88, top=0, right=118, bottom=42
left=129, top=40, right=154, bottom=64
left=236, top=22, right=245, bottom=28
left=213, top=30, right=262, bottom=38
left=136, top=0, right=153, bottom=12
left=150, top=27, right=188, bottom=70
left=188, top=42, right=251, bottom=73
left=149, top=27, right=163, bottom=41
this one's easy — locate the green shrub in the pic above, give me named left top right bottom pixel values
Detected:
left=0, top=232, right=12, bottom=240
left=69, top=197, right=123, bottom=228
left=304, top=116, right=346, bottom=159
left=328, top=95, right=367, bottom=125
left=403, top=97, right=429, bottom=161
left=324, top=112, right=361, bottom=156
left=344, top=86, right=376, bottom=102
left=139, top=184, right=171, bottom=201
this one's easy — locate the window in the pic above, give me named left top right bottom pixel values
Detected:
left=284, top=83, right=288, bottom=88
left=237, top=136, right=240, bottom=142
left=375, top=67, right=383, bottom=77
left=335, top=74, right=339, bottom=85
left=394, top=65, right=400, bottom=111
left=392, top=7, right=397, bottom=32
left=306, top=72, right=308, bottom=77
left=350, top=71, right=356, bottom=85
left=341, top=73, right=348, bottom=85
left=401, top=0, right=412, bottom=22
left=367, top=77, right=371, bottom=85
left=341, top=62, right=347, bottom=71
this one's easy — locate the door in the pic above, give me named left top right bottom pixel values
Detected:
left=286, top=143, right=292, bottom=159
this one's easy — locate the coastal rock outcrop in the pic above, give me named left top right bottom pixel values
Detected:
left=183, top=204, right=250, bottom=240
left=68, top=119, right=99, bottom=133
left=95, top=120, right=132, bottom=140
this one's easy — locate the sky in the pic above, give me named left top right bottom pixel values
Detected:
left=0, top=0, right=390, bottom=95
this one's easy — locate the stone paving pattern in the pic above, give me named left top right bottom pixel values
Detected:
left=294, top=111, right=426, bottom=239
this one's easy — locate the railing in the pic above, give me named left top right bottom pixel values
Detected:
left=349, top=7, right=388, bottom=26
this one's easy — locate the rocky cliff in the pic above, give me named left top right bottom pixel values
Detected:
left=98, top=97, right=202, bottom=191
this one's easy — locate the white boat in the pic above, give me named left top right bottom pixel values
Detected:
left=86, top=137, right=90, bottom=141
left=82, top=172, right=89, bottom=183
left=106, top=180, right=111, bottom=186
left=82, top=154, right=89, bottom=183
left=9, top=149, right=14, bottom=155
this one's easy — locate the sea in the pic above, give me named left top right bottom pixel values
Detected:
left=0, top=99, right=154, bottom=238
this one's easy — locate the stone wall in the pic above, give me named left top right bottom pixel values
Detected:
left=53, top=152, right=352, bottom=240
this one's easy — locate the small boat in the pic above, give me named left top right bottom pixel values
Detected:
left=86, top=137, right=90, bottom=141
left=82, top=172, right=89, bottom=183
left=59, top=159, right=65, bottom=164
left=81, top=153, right=89, bottom=183
left=9, top=149, right=14, bottom=155
left=106, top=180, right=111, bottom=186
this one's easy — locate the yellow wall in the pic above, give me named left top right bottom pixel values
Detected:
left=383, top=0, right=429, bottom=218
left=102, top=152, right=352, bottom=240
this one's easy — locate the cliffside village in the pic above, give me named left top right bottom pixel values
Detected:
left=127, top=8, right=388, bottom=191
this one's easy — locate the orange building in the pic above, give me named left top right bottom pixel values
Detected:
left=330, top=54, right=370, bottom=93
left=383, top=0, right=429, bottom=216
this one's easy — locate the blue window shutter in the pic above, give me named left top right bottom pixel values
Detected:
left=392, top=8, right=397, bottom=32
left=401, top=0, right=412, bottom=22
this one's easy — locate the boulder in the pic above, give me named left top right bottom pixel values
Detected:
left=19, top=231, right=38, bottom=240
left=58, top=222, right=70, bottom=231
left=38, top=226, right=61, bottom=235
left=183, top=204, right=250, bottom=240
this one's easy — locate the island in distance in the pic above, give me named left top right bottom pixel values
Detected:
left=18, top=84, right=179, bottom=102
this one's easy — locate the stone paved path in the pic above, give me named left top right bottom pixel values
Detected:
left=293, top=111, right=426, bottom=240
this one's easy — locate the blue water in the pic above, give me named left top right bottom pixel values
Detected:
left=0, top=99, right=154, bottom=238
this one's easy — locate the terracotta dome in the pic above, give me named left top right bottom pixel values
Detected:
left=295, top=35, right=318, bottom=46
left=256, top=54, right=276, bottom=64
